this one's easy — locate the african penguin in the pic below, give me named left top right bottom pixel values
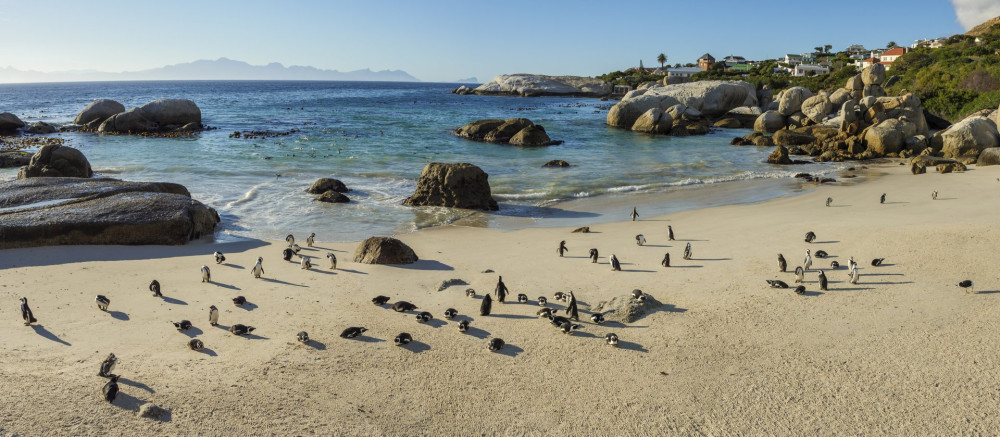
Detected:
left=209, top=305, right=219, bottom=326
left=392, top=301, right=418, bottom=312
left=517, top=294, right=528, bottom=303
left=98, top=353, right=117, bottom=378
left=495, top=276, right=508, bottom=303
left=880, top=193, right=886, bottom=204
left=794, top=267, right=805, bottom=283
left=149, top=280, right=162, bottom=297
left=214, top=251, right=226, bottom=264
left=814, top=250, right=828, bottom=258
left=537, top=308, right=555, bottom=318
left=200, top=266, right=211, bottom=283
left=805, top=231, right=816, bottom=243
left=871, top=258, right=885, bottom=267
left=172, top=320, right=192, bottom=331
left=566, top=291, right=579, bottom=321
left=102, top=375, right=119, bottom=403
left=292, top=244, right=302, bottom=254
left=283, top=248, right=294, bottom=261
left=372, top=295, right=391, bottom=306
left=301, top=257, right=312, bottom=270
left=632, top=289, right=644, bottom=300
left=590, top=248, right=599, bottom=263
left=826, top=197, right=832, bottom=207
left=232, top=296, right=247, bottom=306
left=630, top=207, right=638, bottom=221
left=394, top=333, right=413, bottom=345
left=668, top=225, right=675, bottom=241
left=340, top=327, right=367, bottom=338
left=327, top=253, right=337, bottom=270
left=683, top=243, right=692, bottom=260
left=803, top=250, right=812, bottom=271
left=457, top=320, right=470, bottom=333
left=591, top=313, right=605, bottom=324
left=932, top=191, right=938, bottom=200
left=465, top=288, right=476, bottom=298
left=818, top=270, right=828, bottom=291
left=793, top=285, right=806, bottom=295
left=251, top=257, right=264, bottom=278
left=549, top=315, right=571, bottom=327
left=488, top=338, right=505, bottom=351
left=230, top=324, right=256, bottom=336
left=537, top=296, right=548, bottom=306
left=444, top=308, right=458, bottom=319
left=554, top=292, right=567, bottom=302
left=605, top=333, right=619, bottom=346
left=480, top=294, right=493, bottom=316
left=766, top=279, right=789, bottom=289
left=661, top=253, right=670, bottom=268
left=778, top=254, right=787, bottom=272
left=95, top=295, right=110, bottom=312
left=831, top=261, right=840, bottom=269
left=297, top=331, right=310, bottom=344
left=849, top=267, right=860, bottom=284
left=636, top=234, right=646, bottom=246
left=557, top=241, right=568, bottom=257
left=560, top=322, right=582, bottom=335
left=286, top=234, right=295, bottom=247
left=416, top=311, right=433, bottom=323
left=610, top=254, right=621, bottom=271
left=959, top=280, right=974, bottom=293
left=306, top=233, right=315, bottom=247
left=188, top=339, right=204, bottom=351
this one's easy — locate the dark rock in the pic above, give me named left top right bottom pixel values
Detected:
left=97, top=99, right=201, bottom=134
left=25, top=122, right=57, bottom=135
left=308, top=178, right=349, bottom=194
left=936, top=162, right=967, bottom=173
left=403, top=162, right=498, bottom=211
left=353, top=237, right=418, bottom=265
left=16, top=145, right=92, bottom=179
left=316, top=191, right=350, bottom=203
left=543, top=160, right=571, bottom=168
left=773, top=129, right=816, bottom=146
left=752, top=135, right=774, bottom=147
left=509, top=125, right=554, bottom=146
left=911, top=162, right=927, bottom=174
left=793, top=173, right=812, bottom=179
left=571, top=226, right=590, bottom=233
left=767, top=146, right=792, bottom=164
left=923, top=109, right=951, bottom=130
left=977, top=147, right=1000, bottom=166
left=484, top=118, right=534, bottom=143
left=0, top=112, right=26, bottom=134
left=453, top=119, right=505, bottom=140
left=0, top=151, right=31, bottom=168
left=74, top=99, right=126, bottom=125
left=730, top=137, right=753, bottom=146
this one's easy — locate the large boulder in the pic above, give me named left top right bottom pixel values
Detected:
left=471, top=74, right=612, bottom=97
left=977, top=147, right=1000, bottom=166
left=773, top=129, right=815, bottom=146
left=724, top=106, right=762, bottom=128
left=846, top=74, right=864, bottom=91
left=631, top=108, right=673, bottom=134
left=864, top=119, right=906, bottom=155
left=454, top=118, right=557, bottom=146
left=0, top=112, right=25, bottom=134
left=97, top=99, right=201, bottom=134
left=778, top=87, right=814, bottom=117
left=307, top=178, right=349, bottom=194
left=590, top=292, right=664, bottom=323
left=754, top=110, right=786, bottom=133
left=353, top=237, right=418, bottom=265
left=26, top=122, right=57, bottom=135
left=453, top=119, right=505, bottom=140
left=767, top=145, right=792, bottom=164
left=0, top=151, right=31, bottom=168
left=861, top=64, right=886, bottom=86
left=98, top=108, right=159, bottom=134
left=941, top=116, right=1000, bottom=160
left=483, top=118, right=533, bottom=143
left=316, top=191, right=350, bottom=203
left=509, top=125, right=555, bottom=146
left=73, top=99, right=126, bottom=125
left=403, top=162, right=499, bottom=211
left=16, top=145, right=93, bottom=179
left=878, top=94, right=930, bottom=137
left=829, top=88, right=853, bottom=108
left=801, top=93, right=833, bottom=123
left=607, top=80, right=757, bottom=129
left=0, top=178, right=219, bottom=249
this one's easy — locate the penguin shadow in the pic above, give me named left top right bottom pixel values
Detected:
left=882, top=201, right=909, bottom=205
left=623, top=268, right=658, bottom=273
left=179, top=327, right=204, bottom=337
left=335, top=268, right=368, bottom=275
left=240, top=333, right=269, bottom=340
left=400, top=340, right=431, bottom=353
left=826, top=205, right=851, bottom=207
left=196, top=347, right=219, bottom=357
left=222, top=263, right=245, bottom=270
left=489, top=313, right=535, bottom=320
left=213, top=324, right=231, bottom=331
left=674, top=239, right=708, bottom=242
left=870, top=263, right=896, bottom=267
left=570, top=331, right=598, bottom=339
left=236, top=302, right=259, bottom=311
left=463, top=326, right=491, bottom=339
left=662, top=304, right=687, bottom=313
left=812, top=241, right=840, bottom=244
left=495, top=343, right=524, bottom=358
left=31, top=325, right=71, bottom=346
left=395, top=259, right=453, bottom=271
left=689, top=258, right=732, bottom=262
left=669, top=265, right=703, bottom=269
left=308, top=268, right=337, bottom=276
left=108, top=311, right=130, bottom=321
left=860, top=280, right=914, bottom=286
left=934, top=197, right=958, bottom=201
left=261, top=277, right=308, bottom=287
left=865, top=272, right=903, bottom=276
left=160, top=296, right=187, bottom=305
left=110, top=391, right=144, bottom=412
left=351, top=335, right=385, bottom=343
left=975, top=290, right=1000, bottom=294
left=118, top=377, right=155, bottom=394
left=801, top=290, right=824, bottom=297
left=211, top=282, right=241, bottom=291
left=422, top=319, right=448, bottom=328
left=616, top=340, right=649, bottom=353
left=641, top=244, right=670, bottom=248
left=304, top=340, right=327, bottom=350
left=834, top=287, right=875, bottom=291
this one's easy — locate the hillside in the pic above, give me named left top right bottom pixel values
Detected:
left=966, top=16, right=1000, bottom=37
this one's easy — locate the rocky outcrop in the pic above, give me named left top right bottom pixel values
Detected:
left=631, top=108, right=673, bottom=134
left=74, top=99, right=126, bottom=126
left=937, top=162, right=967, bottom=173
left=454, top=118, right=559, bottom=147
left=773, top=129, right=815, bottom=146
left=713, top=118, right=742, bottom=128
left=0, top=178, right=219, bottom=249
left=16, top=145, right=92, bottom=179
left=861, top=64, right=886, bottom=85
left=508, top=125, right=553, bottom=147
left=590, top=292, right=664, bottom=323
left=941, top=116, right=999, bottom=160
left=97, top=99, right=202, bottom=134
left=353, top=237, right=418, bottom=265
left=777, top=87, right=814, bottom=117
left=403, top=162, right=499, bottom=211
left=977, top=147, right=1000, bottom=166
left=462, top=74, right=611, bottom=97
left=316, top=191, right=350, bottom=203
left=754, top=110, right=785, bottom=133
left=767, top=145, right=792, bottom=164
left=25, top=122, right=57, bottom=134
left=801, top=93, right=833, bottom=123
left=607, top=80, right=757, bottom=132
left=0, top=112, right=25, bottom=134
left=864, top=119, right=906, bottom=155
left=484, top=119, right=533, bottom=143
left=308, top=178, right=349, bottom=194
left=543, top=160, right=570, bottom=168
left=0, top=151, right=31, bottom=168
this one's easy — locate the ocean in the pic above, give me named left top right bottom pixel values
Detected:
left=0, top=81, right=848, bottom=242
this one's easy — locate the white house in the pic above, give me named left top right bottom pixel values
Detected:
left=666, top=67, right=704, bottom=78
left=793, top=64, right=829, bottom=77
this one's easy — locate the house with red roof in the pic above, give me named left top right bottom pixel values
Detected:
left=856, top=47, right=907, bottom=70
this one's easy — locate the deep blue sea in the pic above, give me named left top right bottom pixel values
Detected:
left=0, top=81, right=847, bottom=241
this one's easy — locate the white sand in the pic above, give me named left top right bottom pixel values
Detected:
left=2, top=162, right=1000, bottom=435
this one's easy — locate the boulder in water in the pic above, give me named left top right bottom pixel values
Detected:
left=16, top=145, right=93, bottom=179
left=403, top=162, right=499, bottom=211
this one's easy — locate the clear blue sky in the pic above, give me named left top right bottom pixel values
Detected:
left=0, top=0, right=993, bottom=83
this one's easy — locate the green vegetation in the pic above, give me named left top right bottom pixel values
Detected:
left=598, top=69, right=663, bottom=88
left=657, top=53, right=667, bottom=68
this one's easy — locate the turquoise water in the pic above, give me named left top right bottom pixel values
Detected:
left=0, top=81, right=846, bottom=241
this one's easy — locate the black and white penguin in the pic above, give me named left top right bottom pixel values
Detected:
left=98, top=353, right=117, bottom=377
left=553, top=292, right=567, bottom=302
left=214, top=251, right=226, bottom=264
left=172, top=320, right=192, bottom=331
left=300, top=256, right=312, bottom=270
left=803, top=249, right=813, bottom=271
left=488, top=338, right=505, bottom=351
left=251, top=257, right=264, bottom=279
left=230, top=324, right=256, bottom=336
left=297, top=331, right=310, bottom=344
left=495, top=276, right=509, bottom=303
left=392, top=301, right=418, bottom=312
left=232, top=296, right=247, bottom=306
left=394, top=332, right=412, bottom=345
left=188, top=339, right=204, bottom=351
left=566, top=291, right=579, bottom=321
left=630, top=207, right=638, bottom=221
left=959, top=280, right=974, bottom=293
left=200, top=266, right=211, bottom=283
left=103, top=375, right=119, bottom=403
left=831, top=260, right=840, bottom=269
left=480, top=294, right=493, bottom=316
left=282, top=248, right=294, bottom=261
left=560, top=322, right=582, bottom=335
left=818, top=270, right=828, bottom=291
left=372, top=295, right=391, bottom=306
left=557, top=240, right=568, bottom=257
left=457, top=320, right=470, bottom=333
left=778, top=254, right=787, bottom=272
left=849, top=267, right=860, bottom=285
left=814, top=250, right=828, bottom=258
left=826, top=197, right=833, bottom=207
left=209, top=305, right=219, bottom=326
left=416, top=311, right=433, bottom=323
left=871, top=258, right=885, bottom=266
left=804, top=231, right=816, bottom=243
left=683, top=243, right=692, bottom=260
left=848, top=257, right=857, bottom=273
left=610, top=254, right=621, bottom=271
left=537, top=296, right=548, bottom=307
left=661, top=253, right=670, bottom=268
left=549, top=315, right=571, bottom=328
left=590, top=248, right=599, bottom=263
left=591, top=313, right=605, bottom=324
left=636, top=234, right=646, bottom=246
left=340, top=327, right=367, bottom=338
left=605, top=333, right=619, bottom=346
left=291, top=243, right=302, bottom=255
left=537, top=308, right=555, bottom=318
left=632, top=289, right=644, bottom=300
left=327, top=253, right=337, bottom=270
left=95, top=295, right=110, bottom=312
left=465, top=288, right=476, bottom=298
left=766, top=279, right=789, bottom=289
left=668, top=225, right=675, bottom=241
left=794, top=266, right=805, bottom=283
left=306, top=233, right=315, bottom=248
left=793, top=285, right=806, bottom=295
left=932, top=191, right=938, bottom=200
left=149, top=280, right=162, bottom=297
left=444, top=308, right=458, bottom=319
left=285, top=234, right=295, bottom=248
left=880, top=193, right=886, bottom=204
left=517, top=293, right=528, bottom=303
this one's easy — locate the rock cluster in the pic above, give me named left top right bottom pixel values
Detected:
left=0, top=112, right=25, bottom=134
left=353, top=237, right=419, bottom=265
left=456, top=74, right=612, bottom=97
left=403, top=162, right=499, bottom=211
left=65, top=98, right=203, bottom=134
left=308, top=178, right=351, bottom=203
left=590, top=292, right=664, bottom=323
left=453, top=118, right=561, bottom=147
left=606, top=80, right=758, bottom=135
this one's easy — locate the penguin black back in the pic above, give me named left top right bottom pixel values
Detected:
left=103, top=375, right=119, bottom=403
left=149, top=280, right=161, bottom=297
left=372, top=295, right=391, bottom=306
left=480, top=293, right=493, bottom=316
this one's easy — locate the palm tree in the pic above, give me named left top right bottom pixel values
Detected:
left=657, top=53, right=667, bottom=68
left=888, top=41, right=898, bottom=48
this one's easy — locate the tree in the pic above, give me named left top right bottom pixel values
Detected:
left=824, top=44, right=833, bottom=53
left=888, top=41, right=898, bottom=48
left=814, top=46, right=823, bottom=55
left=657, top=53, right=667, bottom=68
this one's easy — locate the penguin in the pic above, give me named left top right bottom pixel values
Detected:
left=610, top=254, right=621, bottom=271
left=340, top=327, right=367, bottom=338
left=517, top=293, right=528, bottom=303
left=814, top=250, right=828, bottom=258
left=286, top=234, right=295, bottom=248
left=103, top=375, right=120, bottom=403
left=632, top=289, right=644, bottom=300
left=232, top=296, right=247, bottom=306
left=292, top=244, right=302, bottom=255
left=230, top=324, right=256, bottom=336
left=495, top=276, right=509, bottom=303
left=683, top=243, right=692, bottom=260
left=805, top=231, right=816, bottom=243
left=630, top=207, right=638, bottom=221
left=959, top=280, right=974, bottom=293
left=766, top=279, right=789, bottom=289
left=557, top=240, right=568, bottom=257
left=667, top=225, right=675, bottom=241
left=327, top=253, right=337, bottom=270
left=392, top=301, right=418, bottom=312
left=372, top=295, right=391, bottom=306
left=537, top=296, right=548, bottom=307
left=301, top=257, right=312, bottom=270
left=394, top=332, right=412, bottom=345
left=591, top=313, right=605, bottom=324
left=282, top=248, right=294, bottom=261
left=818, top=270, right=828, bottom=291
left=636, top=234, right=646, bottom=246
left=306, top=233, right=315, bottom=247
left=794, top=267, right=805, bottom=283
left=566, top=291, right=579, bottom=321
left=826, top=197, right=832, bottom=207
left=214, top=251, right=226, bottom=264
left=803, top=250, right=812, bottom=271
left=457, top=320, right=470, bottom=333
left=465, top=288, right=476, bottom=298
left=201, top=266, right=211, bottom=283
left=848, top=257, right=857, bottom=273
left=932, top=191, right=938, bottom=200
left=661, top=253, right=670, bottom=267
left=871, top=258, right=885, bottom=266
left=849, top=267, right=860, bottom=284
left=149, top=280, right=162, bottom=297
left=560, top=322, right=582, bottom=335
left=297, top=331, right=310, bottom=343
left=416, top=311, right=433, bottom=323
left=209, top=305, right=219, bottom=326
left=589, top=248, right=599, bottom=263
left=793, top=285, right=806, bottom=295
left=444, top=308, right=458, bottom=319
left=188, top=339, right=204, bottom=351
left=549, top=315, right=571, bottom=327
left=880, top=193, right=886, bottom=204
left=251, top=257, right=264, bottom=278
left=831, top=260, right=840, bottom=269
left=480, top=294, right=493, bottom=316
left=98, top=353, right=117, bottom=377
left=605, top=333, right=619, bottom=346
left=95, top=295, right=110, bottom=312
left=554, top=292, right=567, bottom=302
left=778, top=254, right=787, bottom=272
left=537, top=308, right=555, bottom=318
left=172, top=320, right=192, bottom=331
left=488, top=338, right=505, bottom=351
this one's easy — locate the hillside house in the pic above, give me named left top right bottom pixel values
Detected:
left=697, top=53, right=715, bottom=70
left=845, top=44, right=867, bottom=54
left=722, top=55, right=748, bottom=66
left=667, top=67, right=704, bottom=78
left=793, top=64, right=829, bottom=76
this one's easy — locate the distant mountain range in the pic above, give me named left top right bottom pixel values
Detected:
left=0, top=58, right=419, bottom=83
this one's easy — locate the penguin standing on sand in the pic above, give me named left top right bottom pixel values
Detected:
left=610, top=254, right=621, bottom=271
left=849, top=267, right=860, bottom=284
left=661, top=253, right=670, bottom=267
left=480, top=293, right=493, bottom=316
left=214, top=251, right=226, bottom=264
left=488, top=338, right=505, bottom=351
left=103, top=375, right=119, bottom=403
left=251, top=257, right=264, bottom=279
left=683, top=243, right=692, bottom=260
left=494, top=276, right=509, bottom=303
left=282, top=248, right=294, bottom=261
left=630, top=207, right=639, bottom=221
left=794, top=267, right=805, bottom=283
left=20, top=297, right=36, bottom=326
left=932, top=191, right=938, bottom=200
left=201, top=266, right=211, bottom=283
left=803, top=249, right=813, bottom=271
left=327, top=253, right=337, bottom=270
left=292, top=244, right=302, bottom=255
left=880, top=193, right=886, bottom=204
left=565, top=291, right=579, bottom=321
left=537, top=296, right=548, bottom=306
left=286, top=234, right=295, bottom=248
left=636, top=234, right=646, bottom=246
left=557, top=241, right=568, bottom=257
left=668, top=225, right=675, bottom=241
left=209, top=305, right=219, bottom=326
left=306, top=233, right=315, bottom=247
left=95, top=295, right=110, bottom=312
left=98, top=353, right=117, bottom=377
left=589, top=248, right=598, bottom=263
left=517, top=294, right=528, bottom=303
left=301, top=257, right=312, bottom=270
left=826, top=197, right=833, bottom=207
left=298, top=331, right=310, bottom=343
left=149, top=280, right=162, bottom=297
left=778, top=254, right=787, bottom=273
left=818, top=270, right=828, bottom=291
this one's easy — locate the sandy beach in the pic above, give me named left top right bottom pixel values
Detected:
left=2, top=161, right=1000, bottom=435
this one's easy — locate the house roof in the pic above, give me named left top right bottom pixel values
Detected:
left=668, top=67, right=704, bottom=74
left=862, top=57, right=879, bottom=63
left=882, top=47, right=906, bottom=56
left=698, top=53, right=714, bottom=60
